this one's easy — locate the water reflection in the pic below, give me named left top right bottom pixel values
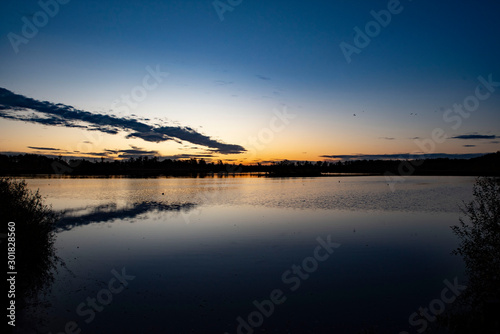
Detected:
left=57, top=201, right=196, bottom=231
left=18, top=176, right=476, bottom=333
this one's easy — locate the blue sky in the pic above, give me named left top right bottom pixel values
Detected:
left=1, top=0, right=499, bottom=162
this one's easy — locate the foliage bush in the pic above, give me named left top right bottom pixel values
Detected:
left=1, top=178, right=59, bottom=309
left=444, top=177, right=500, bottom=332
left=452, top=177, right=500, bottom=302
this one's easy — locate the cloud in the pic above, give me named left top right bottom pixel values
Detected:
left=256, top=75, right=271, bottom=81
left=320, top=153, right=488, bottom=161
left=451, top=134, right=498, bottom=140
left=98, top=147, right=214, bottom=160
left=379, top=137, right=395, bottom=140
left=0, top=151, right=110, bottom=160
left=117, top=148, right=157, bottom=155
left=214, top=80, right=233, bottom=86
left=28, top=146, right=61, bottom=151
left=81, top=152, right=109, bottom=157
left=0, top=87, right=246, bottom=154
left=162, top=154, right=215, bottom=160
left=463, top=145, right=476, bottom=147
left=99, top=146, right=158, bottom=159
left=1, top=149, right=215, bottom=161
left=127, top=126, right=245, bottom=154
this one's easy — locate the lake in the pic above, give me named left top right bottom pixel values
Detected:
left=19, top=175, right=474, bottom=334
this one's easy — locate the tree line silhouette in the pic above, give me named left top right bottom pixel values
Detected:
left=0, top=152, right=498, bottom=176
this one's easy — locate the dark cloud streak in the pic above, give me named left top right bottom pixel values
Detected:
left=451, top=134, right=498, bottom=140
left=256, top=75, right=271, bottom=81
left=28, top=146, right=61, bottom=151
left=321, top=153, right=488, bottom=161
left=0, top=88, right=245, bottom=154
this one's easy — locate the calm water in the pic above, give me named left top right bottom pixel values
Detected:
left=19, top=176, right=474, bottom=333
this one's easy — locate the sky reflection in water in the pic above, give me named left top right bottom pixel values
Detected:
left=22, top=176, right=474, bottom=333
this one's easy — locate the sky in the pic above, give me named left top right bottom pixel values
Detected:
left=1, top=0, right=499, bottom=163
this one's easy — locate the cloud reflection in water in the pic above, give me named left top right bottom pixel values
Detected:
left=56, top=201, right=196, bottom=231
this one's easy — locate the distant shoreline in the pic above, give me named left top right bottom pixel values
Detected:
left=1, top=152, right=499, bottom=178
left=2, top=172, right=494, bottom=179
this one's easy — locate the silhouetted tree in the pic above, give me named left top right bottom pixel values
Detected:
left=443, top=177, right=500, bottom=332
left=0, top=152, right=499, bottom=176
left=1, top=178, right=60, bottom=312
